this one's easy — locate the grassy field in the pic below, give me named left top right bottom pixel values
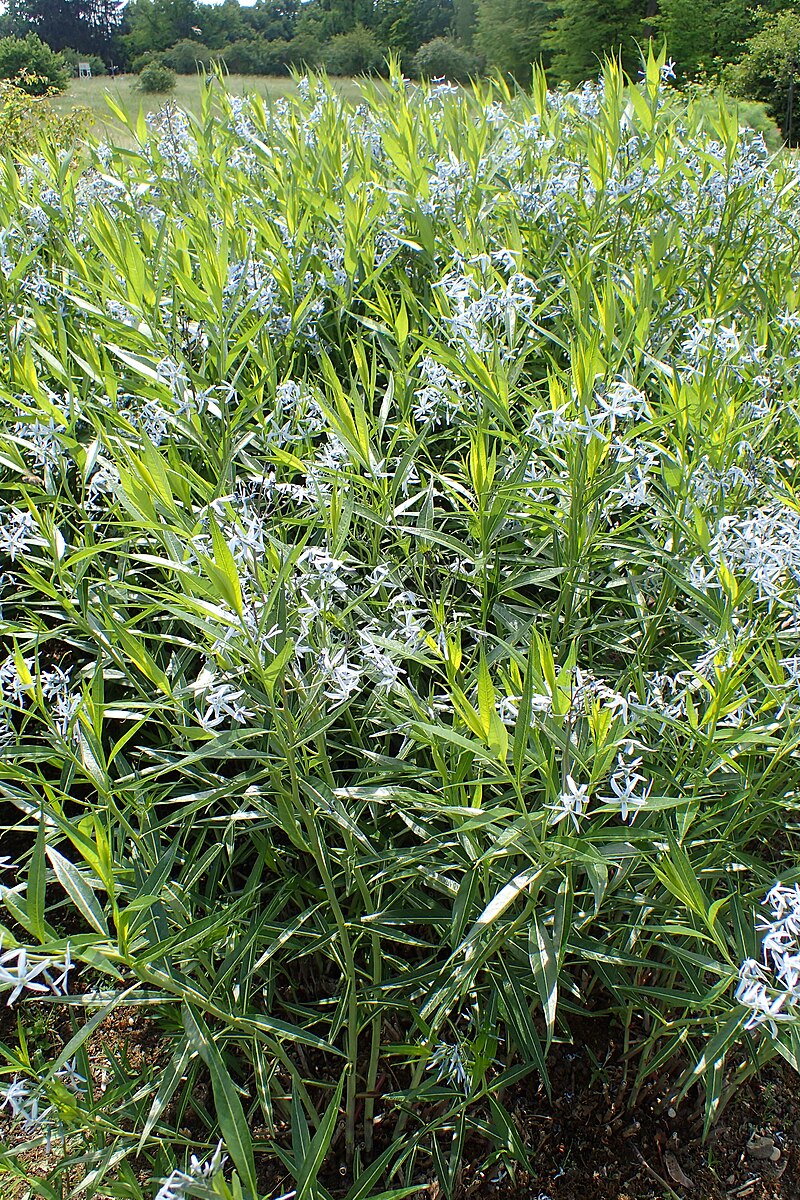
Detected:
left=54, top=71, right=784, bottom=151
left=51, top=72, right=372, bottom=141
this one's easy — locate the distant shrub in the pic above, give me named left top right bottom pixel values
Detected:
left=323, top=25, right=385, bottom=76
left=0, top=33, right=69, bottom=95
left=286, top=30, right=324, bottom=69
left=412, top=37, right=479, bottom=83
left=0, top=76, right=90, bottom=152
left=255, top=39, right=294, bottom=75
left=131, top=50, right=165, bottom=74
left=163, top=39, right=214, bottom=74
left=252, top=38, right=293, bottom=75
left=725, top=8, right=800, bottom=145
left=137, top=61, right=176, bottom=93
left=220, top=36, right=321, bottom=76
left=217, top=39, right=253, bottom=75
left=60, top=48, right=107, bottom=77
left=216, top=39, right=260, bottom=74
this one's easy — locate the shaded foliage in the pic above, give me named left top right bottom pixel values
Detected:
left=726, top=7, right=800, bottom=144
left=0, top=31, right=69, bottom=91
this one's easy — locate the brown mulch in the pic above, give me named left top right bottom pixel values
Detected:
left=455, top=1029, right=800, bottom=1200
left=1, top=1003, right=799, bottom=1200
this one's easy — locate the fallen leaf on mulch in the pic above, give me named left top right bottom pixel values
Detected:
left=664, top=1150, right=693, bottom=1189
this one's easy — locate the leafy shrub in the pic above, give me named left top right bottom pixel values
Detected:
left=725, top=8, right=800, bottom=144
left=131, top=49, right=166, bottom=74
left=255, top=38, right=294, bottom=75
left=412, top=35, right=480, bottom=82
left=162, top=38, right=214, bottom=74
left=59, top=47, right=107, bottom=77
left=0, top=76, right=90, bottom=152
left=217, top=38, right=260, bottom=74
left=137, top=60, right=177, bottom=93
left=323, top=24, right=385, bottom=75
left=0, top=33, right=69, bottom=95
left=3, top=48, right=800, bottom=1199
left=286, top=29, right=324, bottom=68
left=221, top=37, right=303, bottom=75
left=221, top=33, right=323, bottom=77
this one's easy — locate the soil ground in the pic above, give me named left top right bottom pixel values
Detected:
left=1, top=1004, right=798, bottom=1200
left=457, top=1030, right=800, bottom=1200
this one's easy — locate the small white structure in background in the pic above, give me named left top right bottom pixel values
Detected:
left=78, top=62, right=92, bottom=78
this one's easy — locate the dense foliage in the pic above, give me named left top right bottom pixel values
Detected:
left=0, top=31, right=69, bottom=92
left=323, top=24, right=385, bottom=75
left=725, top=8, right=800, bottom=145
left=136, top=56, right=175, bottom=88
left=412, top=36, right=480, bottom=82
left=59, top=44, right=108, bottom=74
left=0, top=0, right=123, bottom=56
left=161, top=36, right=214, bottom=72
left=1, top=53, right=800, bottom=1200
left=2, top=0, right=800, bottom=95
left=0, top=74, right=89, bottom=145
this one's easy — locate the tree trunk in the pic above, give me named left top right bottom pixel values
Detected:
left=643, top=0, right=658, bottom=42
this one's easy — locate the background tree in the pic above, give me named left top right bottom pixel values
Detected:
left=0, top=30, right=69, bottom=90
left=726, top=7, right=800, bottom=144
left=245, top=0, right=299, bottom=42
left=377, top=0, right=452, bottom=58
left=121, top=0, right=198, bottom=59
left=2, top=0, right=122, bottom=53
left=544, top=0, right=648, bottom=83
left=82, top=0, right=124, bottom=52
left=453, top=0, right=476, bottom=44
left=475, top=0, right=553, bottom=79
left=308, top=0, right=381, bottom=40
left=194, top=0, right=248, bottom=48
left=324, top=22, right=384, bottom=71
left=652, top=0, right=789, bottom=79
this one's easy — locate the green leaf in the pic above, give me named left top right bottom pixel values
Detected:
left=138, top=1039, right=192, bottom=1151
left=530, top=916, right=558, bottom=1050
left=183, top=1004, right=257, bottom=1196
left=209, top=513, right=243, bottom=617
left=296, top=1072, right=346, bottom=1200
left=497, top=958, right=550, bottom=1094
left=45, top=846, right=108, bottom=936
left=27, top=817, right=47, bottom=943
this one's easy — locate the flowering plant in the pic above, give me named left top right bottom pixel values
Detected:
left=1, top=43, right=799, bottom=1198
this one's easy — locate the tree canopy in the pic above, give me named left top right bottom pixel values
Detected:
left=3, top=0, right=800, bottom=135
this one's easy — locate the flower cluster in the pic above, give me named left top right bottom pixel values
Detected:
left=428, top=1039, right=472, bottom=1094
left=0, top=1059, right=86, bottom=1151
left=0, top=943, right=73, bottom=1005
left=154, top=1141, right=228, bottom=1200
left=0, top=655, right=82, bottom=740
left=708, top=504, right=800, bottom=607
left=736, top=884, right=800, bottom=1034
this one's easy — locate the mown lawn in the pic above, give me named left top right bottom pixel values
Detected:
left=52, top=70, right=784, bottom=151
left=50, top=72, right=371, bottom=141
